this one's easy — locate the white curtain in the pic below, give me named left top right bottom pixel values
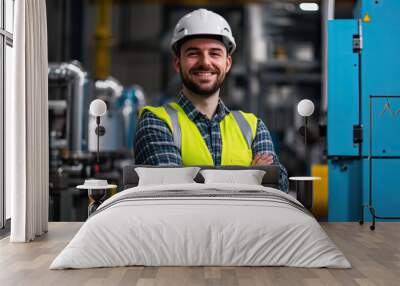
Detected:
left=7, top=0, right=49, bottom=242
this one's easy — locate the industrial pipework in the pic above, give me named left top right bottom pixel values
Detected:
left=48, top=61, right=92, bottom=153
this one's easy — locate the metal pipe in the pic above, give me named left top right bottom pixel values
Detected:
left=322, top=0, right=335, bottom=113
left=48, top=61, right=91, bottom=153
left=94, top=77, right=123, bottom=98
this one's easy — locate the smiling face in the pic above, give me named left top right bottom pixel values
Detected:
left=173, top=38, right=232, bottom=97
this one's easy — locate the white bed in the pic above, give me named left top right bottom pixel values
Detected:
left=50, top=183, right=351, bottom=269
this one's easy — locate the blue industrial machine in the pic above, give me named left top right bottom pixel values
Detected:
left=328, top=0, right=400, bottom=229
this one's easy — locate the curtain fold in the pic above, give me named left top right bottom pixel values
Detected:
left=9, top=0, right=49, bottom=242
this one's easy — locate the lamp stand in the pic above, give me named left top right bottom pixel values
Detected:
left=94, top=116, right=106, bottom=166
left=304, top=116, right=309, bottom=174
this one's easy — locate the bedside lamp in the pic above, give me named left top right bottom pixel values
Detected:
left=289, top=99, right=320, bottom=210
left=76, top=99, right=116, bottom=217
left=89, top=99, right=107, bottom=164
left=297, top=99, right=315, bottom=156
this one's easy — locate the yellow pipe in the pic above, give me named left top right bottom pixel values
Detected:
left=95, top=0, right=112, bottom=80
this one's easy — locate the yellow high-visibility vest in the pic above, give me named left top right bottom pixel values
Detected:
left=139, top=102, right=258, bottom=166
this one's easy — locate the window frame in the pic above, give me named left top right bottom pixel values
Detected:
left=0, top=0, right=13, bottom=232
left=0, top=33, right=3, bottom=230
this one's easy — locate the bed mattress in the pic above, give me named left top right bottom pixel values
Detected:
left=50, top=183, right=350, bottom=269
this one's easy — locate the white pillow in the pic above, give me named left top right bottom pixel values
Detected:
left=200, top=169, right=266, bottom=185
left=135, top=167, right=200, bottom=186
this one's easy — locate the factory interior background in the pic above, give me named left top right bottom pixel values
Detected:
left=3, top=1, right=400, bottom=284
left=0, top=0, right=372, bottom=225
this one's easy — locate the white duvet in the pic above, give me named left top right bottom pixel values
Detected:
left=50, top=183, right=351, bottom=269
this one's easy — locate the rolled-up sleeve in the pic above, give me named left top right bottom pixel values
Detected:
left=252, top=119, right=289, bottom=193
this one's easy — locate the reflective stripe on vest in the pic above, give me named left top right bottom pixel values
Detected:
left=140, top=102, right=258, bottom=166
left=165, top=105, right=181, bottom=150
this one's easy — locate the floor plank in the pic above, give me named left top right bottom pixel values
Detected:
left=1, top=222, right=400, bottom=286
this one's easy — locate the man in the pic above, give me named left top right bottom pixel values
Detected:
left=135, top=9, right=288, bottom=192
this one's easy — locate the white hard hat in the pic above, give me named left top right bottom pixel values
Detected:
left=170, top=9, right=236, bottom=55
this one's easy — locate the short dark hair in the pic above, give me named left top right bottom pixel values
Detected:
left=173, top=34, right=225, bottom=56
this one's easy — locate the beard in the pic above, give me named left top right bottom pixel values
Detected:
left=180, top=66, right=226, bottom=97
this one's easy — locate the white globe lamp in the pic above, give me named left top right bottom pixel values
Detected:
left=89, top=99, right=107, bottom=164
left=90, top=99, right=107, bottom=117
left=297, top=99, right=315, bottom=117
left=297, top=99, right=315, bottom=171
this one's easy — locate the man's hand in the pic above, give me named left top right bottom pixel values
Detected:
left=251, top=153, right=274, bottom=166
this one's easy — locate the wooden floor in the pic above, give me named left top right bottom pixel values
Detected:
left=1, top=222, right=400, bottom=286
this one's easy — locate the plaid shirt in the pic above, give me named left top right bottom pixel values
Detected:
left=135, top=95, right=288, bottom=192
